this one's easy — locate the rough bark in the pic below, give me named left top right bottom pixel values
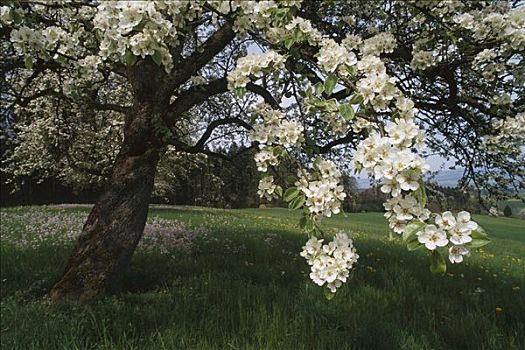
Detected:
left=49, top=101, right=161, bottom=302
left=48, top=20, right=236, bottom=301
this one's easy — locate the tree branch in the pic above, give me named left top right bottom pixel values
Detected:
left=192, top=117, right=252, bottom=151
left=168, top=20, right=235, bottom=92
left=246, top=82, right=280, bottom=109
left=167, top=78, right=229, bottom=118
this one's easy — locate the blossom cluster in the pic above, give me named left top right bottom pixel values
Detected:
left=475, top=62, right=505, bottom=82
left=355, top=98, right=430, bottom=233
left=257, top=175, right=278, bottom=201
left=452, top=7, right=525, bottom=51
left=473, top=49, right=497, bottom=66
left=10, top=26, right=45, bottom=54
left=227, top=51, right=285, bottom=90
left=300, top=232, right=359, bottom=293
left=417, top=211, right=479, bottom=264
left=356, top=56, right=399, bottom=111
left=264, top=10, right=322, bottom=48
left=338, top=32, right=401, bottom=112
left=254, top=148, right=279, bottom=172
left=411, top=50, right=436, bottom=71
left=383, top=195, right=430, bottom=233
left=250, top=103, right=304, bottom=148
left=295, top=159, right=347, bottom=219
left=250, top=103, right=304, bottom=196
left=484, top=112, right=525, bottom=157
left=93, top=1, right=181, bottom=73
left=230, top=1, right=302, bottom=34
left=283, top=17, right=322, bottom=45
left=489, top=113, right=525, bottom=141
left=351, top=117, right=372, bottom=133
left=0, top=5, right=13, bottom=24
left=317, top=38, right=357, bottom=74
left=360, top=32, right=396, bottom=56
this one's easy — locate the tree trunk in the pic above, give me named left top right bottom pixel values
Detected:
left=49, top=102, right=161, bottom=302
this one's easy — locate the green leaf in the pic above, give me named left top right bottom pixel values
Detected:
left=339, top=103, right=355, bottom=121
left=314, top=82, right=324, bottom=95
left=406, top=238, right=423, bottom=251
left=324, top=74, right=338, bottom=95
left=354, top=162, right=363, bottom=174
left=305, top=87, right=313, bottom=99
left=24, top=56, right=33, bottom=70
left=413, top=180, right=427, bottom=207
left=13, top=10, right=22, bottom=24
left=299, top=214, right=315, bottom=231
left=123, top=50, right=138, bottom=66
left=284, top=36, right=295, bottom=50
left=289, top=195, right=305, bottom=210
left=56, top=55, right=66, bottom=64
left=272, top=145, right=287, bottom=157
left=234, top=87, right=246, bottom=97
left=151, top=50, right=162, bottom=66
left=292, top=29, right=303, bottom=42
left=471, top=226, right=489, bottom=239
left=468, top=226, right=490, bottom=248
left=311, top=99, right=327, bottom=109
left=430, top=250, right=447, bottom=275
left=325, top=98, right=339, bottom=112
left=298, top=215, right=308, bottom=229
left=274, top=186, right=283, bottom=197
left=402, top=222, right=426, bottom=242
left=324, top=289, right=335, bottom=300
left=284, top=187, right=300, bottom=202
left=346, top=65, right=357, bottom=76
left=95, top=29, right=103, bottom=42
left=468, top=237, right=491, bottom=248
left=348, top=94, right=364, bottom=105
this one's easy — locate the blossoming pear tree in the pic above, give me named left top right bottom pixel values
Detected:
left=1, top=0, right=523, bottom=301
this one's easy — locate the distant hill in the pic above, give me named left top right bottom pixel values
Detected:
left=426, top=169, right=465, bottom=187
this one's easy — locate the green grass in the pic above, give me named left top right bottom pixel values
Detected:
left=1, top=205, right=524, bottom=349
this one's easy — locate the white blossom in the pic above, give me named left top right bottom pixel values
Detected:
left=449, top=245, right=470, bottom=264
left=317, top=38, right=357, bottom=73
left=301, top=232, right=358, bottom=294
left=228, top=51, right=285, bottom=90
left=411, top=50, right=436, bottom=71
left=435, top=211, right=456, bottom=230
left=418, top=225, right=449, bottom=250
left=257, top=176, right=278, bottom=201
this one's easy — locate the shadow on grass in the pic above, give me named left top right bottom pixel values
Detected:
left=1, top=207, right=524, bottom=349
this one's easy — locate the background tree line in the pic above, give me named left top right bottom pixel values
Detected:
left=3, top=139, right=508, bottom=218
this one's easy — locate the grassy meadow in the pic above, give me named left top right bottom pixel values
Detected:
left=0, top=205, right=524, bottom=349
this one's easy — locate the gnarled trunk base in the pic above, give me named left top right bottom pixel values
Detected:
left=49, top=147, right=160, bottom=302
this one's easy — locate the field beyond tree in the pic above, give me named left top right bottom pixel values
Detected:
left=1, top=205, right=523, bottom=350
